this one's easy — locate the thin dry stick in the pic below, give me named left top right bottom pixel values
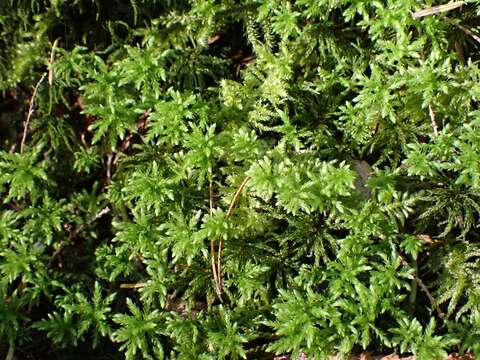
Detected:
left=412, top=1, right=465, bottom=19
left=120, top=282, right=147, bottom=289
left=226, top=176, right=252, bottom=219
left=48, top=207, right=110, bottom=268
left=216, top=176, right=251, bottom=297
left=5, top=342, right=14, bottom=360
left=209, top=180, right=214, bottom=213
left=20, top=39, right=59, bottom=153
left=428, top=103, right=439, bottom=136
left=211, top=239, right=222, bottom=301
left=106, top=152, right=114, bottom=182
left=416, top=274, right=445, bottom=318
left=455, top=23, right=480, bottom=45
left=398, top=253, right=445, bottom=318
left=20, top=72, right=47, bottom=154
left=48, top=38, right=60, bottom=86
left=209, top=181, right=222, bottom=301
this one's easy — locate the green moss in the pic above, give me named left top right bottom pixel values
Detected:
left=1, top=1, right=480, bottom=359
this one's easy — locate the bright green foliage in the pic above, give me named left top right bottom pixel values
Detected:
left=1, top=0, right=480, bottom=359
left=112, top=298, right=165, bottom=360
left=0, top=149, right=48, bottom=201
left=390, top=318, right=453, bottom=360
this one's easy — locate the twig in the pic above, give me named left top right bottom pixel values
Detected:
left=416, top=274, right=444, bottom=317
left=215, top=176, right=251, bottom=298
left=19, top=39, right=59, bottom=153
left=209, top=181, right=223, bottom=301
left=120, top=282, right=147, bottom=289
left=6, top=341, right=14, bottom=360
left=216, top=237, right=223, bottom=297
left=20, top=73, right=47, bottom=154
left=226, top=176, right=252, bottom=219
left=92, top=206, right=111, bottom=221
left=398, top=253, right=445, bottom=318
left=428, top=103, right=439, bottom=136
left=211, top=238, right=222, bottom=301
left=106, top=152, right=114, bottom=182
left=454, top=41, right=465, bottom=63
left=412, top=1, right=464, bottom=19
left=209, top=180, right=214, bottom=214
left=70, top=206, right=110, bottom=239
left=454, top=23, right=480, bottom=45
left=48, top=38, right=60, bottom=86
left=48, top=207, right=110, bottom=268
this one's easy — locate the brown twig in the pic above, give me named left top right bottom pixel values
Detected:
left=209, top=180, right=214, bottom=214
left=428, top=104, right=439, bottom=136
left=19, top=39, right=59, bottom=153
left=216, top=236, right=223, bottom=296
left=215, top=176, right=251, bottom=299
left=211, top=238, right=222, bottom=301
left=416, top=274, right=444, bottom=317
left=119, top=282, right=147, bottom=289
left=209, top=181, right=223, bottom=301
left=48, top=207, right=110, bottom=268
left=454, top=23, right=480, bottom=45
left=398, top=253, right=445, bottom=318
left=226, top=176, right=252, bottom=219
left=48, top=38, right=60, bottom=86
left=20, top=73, right=47, bottom=153
left=5, top=342, right=14, bottom=360
left=106, top=152, right=114, bottom=182
left=412, top=1, right=464, bottom=19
